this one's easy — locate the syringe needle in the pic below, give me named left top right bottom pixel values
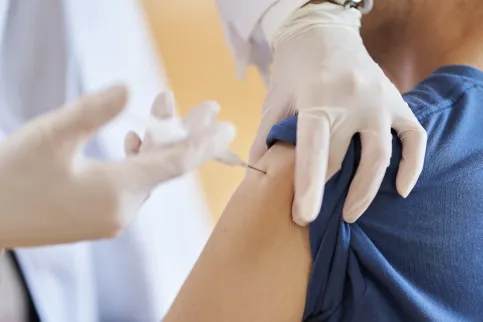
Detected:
left=247, top=165, right=267, bottom=174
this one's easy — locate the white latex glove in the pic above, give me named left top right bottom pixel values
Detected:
left=125, top=91, right=237, bottom=162
left=249, top=3, right=427, bottom=225
left=0, top=86, right=235, bottom=248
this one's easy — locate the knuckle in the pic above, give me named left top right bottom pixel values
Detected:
left=100, top=190, right=137, bottom=238
left=376, top=148, right=392, bottom=167
left=401, top=125, right=428, bottom=143
left=105, top=214, right=127, bottom=238
left=376, top=80, right=387, bottom=94
left=175, top=145, right=200, bottom=172
left=172, top=153, right=192, bottom=173
left=414, top=127, right=428, bottom=140
left=409, top=128, right=428, bottom=145
left=370, top=140, right=392, bottom=166
left=347, top=70, right=370, bottom=92
left=74, top=95, right=90, bottom=110
left=179, top=157, right=194, bottom=173
left=317, top=72, right=332, bottom=85
left=104, top=225, right=123, bottom=239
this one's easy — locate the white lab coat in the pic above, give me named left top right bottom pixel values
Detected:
left=0, top=0, right=302, bottom=321
left=0, top=0, right=213, bottom=321
left=215, top=0, right=308, bottom=81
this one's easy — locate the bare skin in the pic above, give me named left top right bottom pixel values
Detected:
left=164, top=143, right=311, bottom=322
left=361, top=0, right=483, bottom=92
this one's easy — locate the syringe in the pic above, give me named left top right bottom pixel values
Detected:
left=215, top=150, right=266, bottom=174
left=128, top=112, right=266, bottom=174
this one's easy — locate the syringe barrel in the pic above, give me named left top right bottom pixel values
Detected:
left=129, top=111, right=187, bottom=145
left=145, top=117, right=187, bottom=145
left=129, top=111, right=246, bottom=168
left=216, top=150, right=247, bottom=167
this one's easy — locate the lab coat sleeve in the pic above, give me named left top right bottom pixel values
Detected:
left=65, top=0, right=215, bottom=320
left=0, top=0, right=9, bottom=46
left=215, top=0, right=309, bottom=82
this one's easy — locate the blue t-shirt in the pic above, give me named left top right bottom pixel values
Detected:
left=266, top=65, right=483, bottom=322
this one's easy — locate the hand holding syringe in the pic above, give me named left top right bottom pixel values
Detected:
left=126, top=91, right=266, bottom=174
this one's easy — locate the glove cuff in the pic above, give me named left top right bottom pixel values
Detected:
left=329, top=0, right=374, bottom=14
left=273, top=2, right=362, bottom=50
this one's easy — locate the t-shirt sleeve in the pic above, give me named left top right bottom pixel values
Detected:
left=267, top=116, right=410, bottom=321
left=266, top=115, right=420, bottom=322
left=264, top=67, right=483, bottom=321
left=266, top=115, right=367, bottom=320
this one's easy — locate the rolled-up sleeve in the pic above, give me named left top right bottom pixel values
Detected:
left=215, top=0, right=308, bottom=82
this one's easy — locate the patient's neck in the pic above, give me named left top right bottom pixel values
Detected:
left=378, top=9, right=483, bottom=93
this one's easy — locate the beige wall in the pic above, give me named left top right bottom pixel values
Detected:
left=141, top=0, right=266, bottom=219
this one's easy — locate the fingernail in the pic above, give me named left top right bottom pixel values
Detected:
left=96, top=85, right=129, bottom=110
left=399, top=190, right=410, bottom=199
left=100, top=84, right=128, bottom=99
left=343, top=202, right=364, bottom=224
left=397, top=177, right=417, bottom=198
left=292, top=215, right=310, bottom=227
left=342, top=212, right=358, bottom=224
left=292, top=201, right=318, bottom=227
left=153, top=91, right=176, bottom=118
left=398, top=183, right=412, bottom=198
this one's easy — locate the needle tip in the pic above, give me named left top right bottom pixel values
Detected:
left=247, top=165, right=266, bottom=174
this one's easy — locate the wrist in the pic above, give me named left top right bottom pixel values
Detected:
left=308, top=1, right=373, bottom=13
left=273, top=2, right=362, bottom=50
left=261, top=0, right=310, bottom=47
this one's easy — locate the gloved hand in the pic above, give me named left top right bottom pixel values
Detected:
left=249, top=3, right=427, bottom=225
left=124, top=91, right=233, bottom=160
left=0, top=86, right=235, bottom=248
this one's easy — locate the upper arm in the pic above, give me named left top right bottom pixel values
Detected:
left=164, top=143, right=312, bottom=322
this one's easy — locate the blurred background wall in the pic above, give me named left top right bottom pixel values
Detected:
left=141, top=0, right=266, bottom=220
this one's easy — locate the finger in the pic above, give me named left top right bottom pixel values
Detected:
left=326, top=132, right=353, bottom=181
left=118, top=122, right=236, bottom=190
left=342, top=130, right=393, bottom=223
left=151, top=91, right=176, bottom=119
left=249, top=105, right=288, bottom=165
left=50, top=85, right=128, bottom=141
left=392, top=116, right=427, bottom=198
left=141, top=117, right=187, bottom=152
left=182, top=101, right=221, bottom=132
left=142, top=92, right=185, bottom=150
left=124, top=131, right=142, bottom=156
left=292, top=111, right=331, bottom=226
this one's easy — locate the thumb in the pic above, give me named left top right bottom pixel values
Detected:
left=46, top=85, right=128, bottom=142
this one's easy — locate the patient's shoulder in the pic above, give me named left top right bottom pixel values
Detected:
left=235, top=142, right=296, bottom=224
left=255, top=143, right=295, bottom=179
